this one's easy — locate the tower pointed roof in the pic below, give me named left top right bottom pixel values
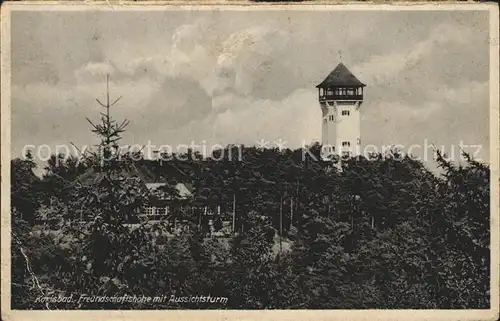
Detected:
left=316, top=63, right=366, bottom=88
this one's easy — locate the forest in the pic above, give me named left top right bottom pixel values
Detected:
left=10, top=90, right=490, bottom=309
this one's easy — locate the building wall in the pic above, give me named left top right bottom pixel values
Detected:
left=321, top=100, right=362, bottom=158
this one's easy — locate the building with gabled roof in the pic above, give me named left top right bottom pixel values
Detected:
left=70, top=160, right=226, bottom=235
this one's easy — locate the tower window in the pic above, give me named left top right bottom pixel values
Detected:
left=342, top=141, right=351, bottom=147
left=342, top=110, right=350, bottom=116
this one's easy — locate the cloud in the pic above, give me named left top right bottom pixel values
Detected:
left=361, top=80, right=489, bottom=166
left=354, top=23, right=473, bottom=86
left=108, top=19, right=219, bottom=95
left=9, top=10, right=490, bottom=172
left=100, top=19, right=297, bottom=100
left=74, top=62, right=115, bottom=84
left=172, top=88, right=320, bottom=149
left=142, top=76, right=212, bottom=130
left=10, top=77, right=159, bottom=158
left=430, top=81, right=488, bottom=105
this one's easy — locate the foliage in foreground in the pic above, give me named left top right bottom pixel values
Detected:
left=11, top=147, right=490, bottom=309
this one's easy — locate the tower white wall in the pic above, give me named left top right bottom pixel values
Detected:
left=321, top=100, right=361, bottom=158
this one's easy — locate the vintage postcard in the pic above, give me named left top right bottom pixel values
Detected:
left=1, top=2, right=499, bottom=321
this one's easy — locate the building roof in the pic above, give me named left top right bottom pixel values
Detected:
left=72, top=161, right=194, bottom=199
left=145, top=182, right=167, bottom=190
left=316, top=63, right=366, bottom=88
left=174, top=183, right=193, bottom=198
left=145, top=182, right=193, bottom=199
left=72, top=163, right=149, bottom=186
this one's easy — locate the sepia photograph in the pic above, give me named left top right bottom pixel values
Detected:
left=1, top=3, right=499, bottom=320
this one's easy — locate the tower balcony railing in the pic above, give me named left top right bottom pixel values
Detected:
left=319, top=94, right=363, bottom=101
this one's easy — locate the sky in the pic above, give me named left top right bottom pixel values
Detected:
left=9, top=8, right=491, bottom=171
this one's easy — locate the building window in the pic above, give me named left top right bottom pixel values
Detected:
left=357, top=138, right=361, bottom=145
left=347, top=88, right=355, bottom=95
left=145, top=207, right=155, bottom=215
left=342, top=141, right=351, bottom=147
left=156, top=207, right=166, bottom=215
left=342, top=110, right=350, bottom=116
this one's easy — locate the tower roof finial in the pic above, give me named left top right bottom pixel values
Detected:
left=338, top=49, right=343, bottom=62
